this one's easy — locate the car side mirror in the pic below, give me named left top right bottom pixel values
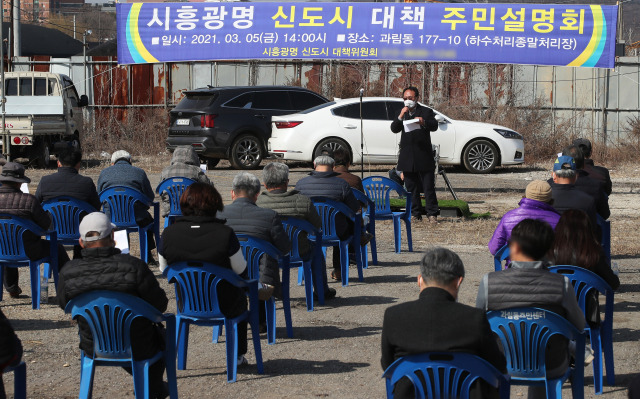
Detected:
left=78, top=95, right=89, bottom=107
left=435, top=114, right=446, bottom=124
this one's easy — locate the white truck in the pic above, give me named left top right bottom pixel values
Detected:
left=1, top=72, right=88, bottom=167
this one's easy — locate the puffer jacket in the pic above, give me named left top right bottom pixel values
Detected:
left=217, top=197, right=291, bottom=287
left=256, top=189, right=321, bottom=256
left=160, top=147, right=211, bottom=217
left=0, top=185, right=52, bottom=257
left=0, top=309, right=22, bottom=370
left=57, top=246, right=168, bottom=359
left=488, top=198, right=561, bottom=254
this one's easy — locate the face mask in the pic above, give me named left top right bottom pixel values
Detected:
left=404, top=100, right=416, bottom=109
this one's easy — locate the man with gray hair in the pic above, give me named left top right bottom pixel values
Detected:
left=381, top=247, right=506, bottom=398
left=218, top=171, right=291, bottom=302
left=549, top=155, right=598, bottom=229
left=257, top=163, right=336, bottom=300
left=295, top=155, right=362, bottom=281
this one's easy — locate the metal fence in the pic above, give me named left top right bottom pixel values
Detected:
left=11, top=55, right=640, bottom=144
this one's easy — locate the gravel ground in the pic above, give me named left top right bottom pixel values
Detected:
left=1, top=156, right=639, bottom=399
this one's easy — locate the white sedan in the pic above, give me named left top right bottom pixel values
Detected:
left=268, top=97, right=524, bottom=174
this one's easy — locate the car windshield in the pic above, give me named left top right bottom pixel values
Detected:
left=299, top=101, right=335, bottom=114
left=175, top=93, right=217, bottom=110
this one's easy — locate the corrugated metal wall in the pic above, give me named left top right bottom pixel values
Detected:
left=11, top=56, right=640, bottom=143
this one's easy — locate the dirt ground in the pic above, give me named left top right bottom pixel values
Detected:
left=1, top=155, right=639, bottom=399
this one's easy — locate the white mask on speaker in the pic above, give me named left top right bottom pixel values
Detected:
left=404, top=99, right=416, bottom=109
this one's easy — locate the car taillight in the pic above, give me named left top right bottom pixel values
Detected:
left=13, top=137, right=20, bottom=144
left=275, top=121, right=302, bottom=129
left=201, top=114, right=217, bottom=128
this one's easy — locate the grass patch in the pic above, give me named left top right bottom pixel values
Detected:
left=389, top=198, right=490, bottom=219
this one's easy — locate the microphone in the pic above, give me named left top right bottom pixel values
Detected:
left=359, top=88, right=364, bottom=97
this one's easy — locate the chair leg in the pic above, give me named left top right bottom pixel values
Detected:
left=547, top=378, right=564, bottom=399
left=0, top=266, right=4, bottom=302
left=312, top=251, right=325, bottom=306
left=281, top=264, right=293, bottom=338
left=249, top=308, right=264, bottom=374
left=354, top=242, right=364, bottom=283
left=392, top=216, right=402, bottom=254
left=131, top=360, right=149, bottom=399
left=361, top=243, right=369, bottom=270
left=212, top=325, right=222, bottom=344
left=176, top=320, right=190, bottom=370
left=404, top=218, right=413, bottom=252
left=297, top=266, right=304, bottom=286
left=29, top=263, right=40, bottom=310
left=339, top=243, right=349, bottom=287
left=590, top=328, right=603, bottom=394
left=139, top=229, right=148, bottom=264
left=78, top=357, right=96, bottom=399
left=370, top=236, right=378, bottom=265
left=266, top=298, right=276, bottom=345
left=303, top=261, right=313, bottom=311
left=225, top=320, right=239, bottom=383
left=13, top=362, right=26, bottom=399
left=603, top=322, right=615, bottom=386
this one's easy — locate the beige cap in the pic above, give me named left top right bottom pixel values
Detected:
left=525, top=180, right=552, bottom=203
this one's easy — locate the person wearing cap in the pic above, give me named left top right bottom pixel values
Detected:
left=549, top=155, right=598, bottom=229
left=0, top=162, right=70, bottom=298
left=488, top=180, right=561, bottom=255
left=573, top=138, right=612, bottom=196
left=97, top=150, right=158, bottom=265
left=57, top=212, right=170, bottom=399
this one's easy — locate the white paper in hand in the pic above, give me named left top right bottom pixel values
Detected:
left=114, top=230, right=130, bottom=255
left=200, top=163, right=207, bottom=173
left=403, top=118, right=421, bottom=133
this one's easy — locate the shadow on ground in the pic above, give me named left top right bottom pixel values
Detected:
left=292, top=325, right=381, bottom=341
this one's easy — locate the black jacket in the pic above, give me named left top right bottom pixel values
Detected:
left=0, top=309, right=22, bottom=370
left=35, top=167, right=101, bottom=210
left=549, top=171, right=609, bottom=219
left=57, top=246, right=168, bottom=360
left=381, top=287, right=506, bottom=399
left=550, top=183, right=598, bottom=228
left=390, top=104, right=439, bottom=172
left=217, top=197, right=291, bottom=286
left=584, top=159, right=612, bottom=196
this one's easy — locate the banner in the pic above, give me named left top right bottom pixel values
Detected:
left=117, top=2, right=618, bottom=68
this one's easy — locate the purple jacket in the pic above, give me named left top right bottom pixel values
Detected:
left=488, top=198, right=561, bottom=255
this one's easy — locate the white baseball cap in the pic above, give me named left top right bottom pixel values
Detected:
left=79, top=212, right=116, bottom=242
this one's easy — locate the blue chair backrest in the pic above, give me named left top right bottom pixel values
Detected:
left=0, top=214, right=47, bottom=261
left=596, top=215, right=611, bottom=261
left=64, top=290, right=164, bottom=360
left=382, top=352, right=507, bottom=399
left=281, top=218, right=321, bottom=263
left=548, top=265, right=614, bottom=314
left=487, top=307, right=582, bottom=379
left=362, top=176, right=410, bottom=217
left=236, top=234, right=285, bottom=281
left=311, top=197, right=357, bottom=240
left=493, top=245, right=510, bottom=272
left=352, top=189, right=376, bottom=220
left=99, top=186, right=153, bottom=228
left=156, top=178, right=196, bottom=216
left=165, top=261, right=250, bottom=319
left=42, top=197, right=96, bottom=242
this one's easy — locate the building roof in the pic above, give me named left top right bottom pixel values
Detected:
left=2, top=23, right=84, bottom=57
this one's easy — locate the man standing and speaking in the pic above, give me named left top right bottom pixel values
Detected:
left=390, top=86, right=440, bottom=224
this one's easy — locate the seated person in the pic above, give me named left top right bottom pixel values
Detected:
left=489, top=180, right=560, bottom=255
left=217, top=172, right=291, bottom=301
left=573, top=138, right=612, bottom=196
left=161, top=183, right=251, bottom=366
left=0, top=308, right=22, bottom=399
left=159, top=145, right=211, bottom=218
left=0, top=162, right=70, bottom=299
left=97, top=150, right=158, bottom=265
left=256, top=162, right=336, bottom=300
left=477, top=219, right=585, bottom=399
left=549, top=209, right=620, bottom=326
left=381, top=247, right=506, bottom=399
left=332, top=148, right=364, bottom=192
left=560, top=145, right=609, bottom=219
left=549, top=155, right=598, bottom=229
left=57, top=212, right=169, bottom=399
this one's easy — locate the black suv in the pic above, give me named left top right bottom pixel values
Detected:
left=167, top=86, right=329, bottom=169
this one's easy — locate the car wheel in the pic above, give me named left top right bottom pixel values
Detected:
left=463, top=140, right=498, bottom=174
left=230, top=134, right=264, bottom=170
left=33, top=138, right=51, bottom=168
left=206, top=158, right=220, bottom=169
left=314, top=138, right=350, bottom=160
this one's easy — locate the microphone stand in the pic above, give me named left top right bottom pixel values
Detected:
left=359, top=88, right=364, bottom=179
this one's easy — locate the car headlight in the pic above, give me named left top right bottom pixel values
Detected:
left=494, top=129, right=523, bottom=139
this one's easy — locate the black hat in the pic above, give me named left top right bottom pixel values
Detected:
left=0, top=162, right=31, bottom=184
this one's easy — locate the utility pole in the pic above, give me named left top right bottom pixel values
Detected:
left=1, top=3, right=7, bottom=160
left=11, top=0, right=19, bottom=58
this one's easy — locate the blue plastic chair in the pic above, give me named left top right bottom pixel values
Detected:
left=353, top=189, right=378, bottom=267
left=362, top=176, right=412, bottom=254
left=596, top=215, right=611, bottom=263
left=487, top=307, right=586, bottom=399
left=281, top=218, right=324, bottom=311
left=493, top=245, right=510, bottom=272
left=155, top=177, right=196, bottom=228
left=165, top=261, right=264, bottom=382
left=236, top=234, right=292, bottom=345
left=0, top=214, right=58, bottom=309
left=549, top=265, right=615, bottom=394
left=99, top=186, right=160, bottom=263
left=3, top=361, right=26, bottom=399
left=64, top=290, right=178, bottom=399
left=382, top=352, right=510, bottom=399
left=42, top=196, right=97, bottom=246
left=311, top=197, right=363, bottom=287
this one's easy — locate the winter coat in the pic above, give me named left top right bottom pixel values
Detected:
left=159, top=147, right=211, bottom=217
left=35, top=167, right=101, bottom=210
left=550, top=183, right=598, bottom=229
left=584, top=159, right=612, bottom=196
left=390, top=104, right=439, bottom=172
left=256, top=189, right=321, bottom=257
left=57, top=246, right=168, bottom=360
left=488, top=198, right=561, bottom=255
left=217, top=197, right=291, bottom=287
left=548, top=172, right=609, bottom=219
left=97, top=160, right=155, bottom=223
left=333, top=165, right=364, bottom=192
left=0, top=309, right=22, bottom=370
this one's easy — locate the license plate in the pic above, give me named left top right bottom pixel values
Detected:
left=176, top=119, right=190, bottom=126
